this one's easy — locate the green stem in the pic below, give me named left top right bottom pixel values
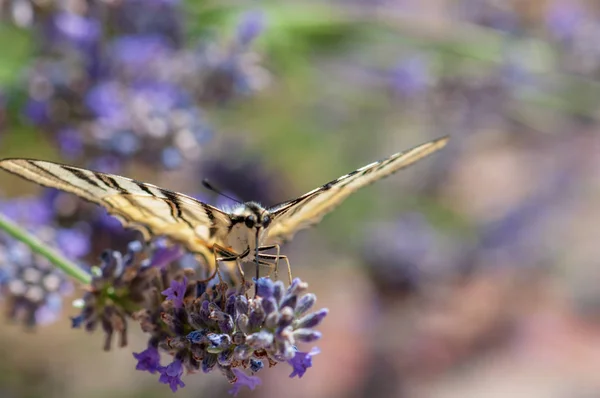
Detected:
left=0, top=212, right=91, bottom=285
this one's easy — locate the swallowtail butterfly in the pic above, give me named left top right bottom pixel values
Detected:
left=0, top=136, right=448, bottom=282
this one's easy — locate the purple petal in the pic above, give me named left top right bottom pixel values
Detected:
left=56, top=129, right=83, bottom=159
left=158, top=359, right=185, bottom=392
left=54, top=11, right=101, bottom=44
left=161, top=277, right=188, bottom=308
left=228, top=368, right=262, bottom=396
left=237, top=10, right=265, bottom=46
left=150, top=244, right=183, bottom=269
left=546, top=0, right=584, bottom=41
left=133, top=346, right=161, bottom=374
left=296, top=308, right=329, bottom=329
left=110, top=35, right=173, bottom=70
left=255, top=277, right=274, bottom=298
left=288, top=347, right=320, bottom=378
left=56, top=228, right=91, bottom=259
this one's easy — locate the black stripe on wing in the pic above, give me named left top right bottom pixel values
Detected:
left=0, top=158, right=230, bottom=246
left=268, top=168, right=361, bottom=219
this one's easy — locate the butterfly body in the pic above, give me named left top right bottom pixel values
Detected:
left=221, top=202, right=271, bottom=263
left=0, top=136, right=449, bottom=281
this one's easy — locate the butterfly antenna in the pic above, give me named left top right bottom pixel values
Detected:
left=202, top=179, right=242, bottom=204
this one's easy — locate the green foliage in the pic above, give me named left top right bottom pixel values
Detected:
left=0, top=23, right=33, bottom=87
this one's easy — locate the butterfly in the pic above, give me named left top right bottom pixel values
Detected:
left=0, top=136, right=448, bottom=283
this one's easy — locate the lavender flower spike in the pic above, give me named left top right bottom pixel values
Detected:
left=134, top=276, right=326, bottom=393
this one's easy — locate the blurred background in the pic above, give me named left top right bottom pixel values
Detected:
left=1, top=0, right=600, bottom=397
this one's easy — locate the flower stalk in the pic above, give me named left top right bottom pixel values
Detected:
left=0, top=212, right=91, bottom=285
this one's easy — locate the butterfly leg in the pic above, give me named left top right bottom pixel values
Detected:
left=192, top=247, right=217, bottom=283
left=257, top=252, right=292, bottom=285
left=197, top=245, right=239, bottom=285
left=235, top=257, right=245, bottom=286
left=257, top=245, right=277, bottom=277
left=274, top=244, right=293, bottom=284
left=256, top=259, right=277, bottom=284
left=196, top=260, right=219, bottom=284
left=213, top=243, right=247, bottom=286
left=257, top=244, right=292, bottom=284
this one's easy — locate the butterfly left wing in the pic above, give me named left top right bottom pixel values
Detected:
left=0, top=159, right=231, bottom=266
left=265, top=136, right=449, bottom=244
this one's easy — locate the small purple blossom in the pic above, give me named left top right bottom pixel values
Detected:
left=237, top=10, right=265, bottom=46
left=546, top=0, right=584, bottom=41
left=133, top=346, right=161, bottom=374
left=148, top=242, right=183, bottom=269
left=296, top=308, right=329, bottom=329
left=0, top=197, right=53, bottom=226
left=0, top=220, right=76, bottom=328
left=34, top=293, right=64, bottom=325
left=390, top=56, right=430, bottom=97
left=161, top=277, right=187, bottom=308
left=158, top=359, right=185, bottom=392
left=55, top=228, right=91, bottom=260
left=110, top=35, right=172, bottom=70
left=288, top=347, right=320, bottom=378
left=57, top=129, right=84, bottom=159
left=54, top=11, right=101, bottom=45
left=255, top=277, right=274, bottom=298
left=228, top=368, right=262, bottom=396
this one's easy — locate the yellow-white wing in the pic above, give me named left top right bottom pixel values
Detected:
left=266, top=136, right=449, bottom=243
left=0, top=159, right=231, bottom=263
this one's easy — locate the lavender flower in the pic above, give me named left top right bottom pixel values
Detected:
left=52, top=10, right=102, bottom=49
left=228, top=368, right=262, bottom=396
left=158, top=359, right=186, bottom=392
left=72, top=240, right=189, bottom=350
left=21, top=1, right=268, bottom=172
left=161, top=277, right=188, bottom=308
left=110, top=0, right=183, bottom=44
left=0, top=196, right=54, bottom=227
left=0, top=197, right=80, bottom=327
left=190, top=11, right=271, bottom=103
left=133, top=345, right=161, bottom=373
left=389, top=56, right=430, bottom=97
left=0, top=234, right=74, bottom=327
left=16, top=1, right=266, bottom=180
left=288, top=347, right=320, bottom=378
left=55, top=228, right=91, bottom=260
left=148, top=241, right=184, bottom=269
left=131, top=276, right=326, bottom=393
left=81, top=79, right=212, bottom=169
left=546, top=0, right=584, bottom=42
left=237, top=10, right=265, bottom=47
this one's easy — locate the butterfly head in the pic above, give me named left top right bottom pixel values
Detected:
left=233, top=202, right=272, bottom=230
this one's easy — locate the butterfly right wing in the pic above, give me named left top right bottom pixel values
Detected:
left=266, top=136, right=449, bottom=244
left=0, top=159, right=232, bottom=265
